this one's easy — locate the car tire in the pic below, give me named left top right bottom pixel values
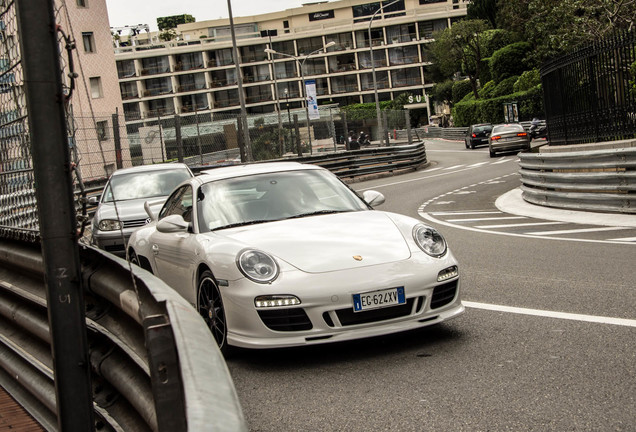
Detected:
left=489, top=148, right=495, bottom=158
left=469, top=142, right=475, bottom=149
left=129, top=250, right=139, bottom=266
left=198, top=270, right=231, bottom=355
left=465, top=140, right=469, bottom=149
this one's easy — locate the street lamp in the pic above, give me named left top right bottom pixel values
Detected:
left=265, top=41, right=335, bottom=155
left=369, top=0, right=401, bottom=145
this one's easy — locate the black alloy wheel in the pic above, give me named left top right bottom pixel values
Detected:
left=198, top=270, right=229, bottom=353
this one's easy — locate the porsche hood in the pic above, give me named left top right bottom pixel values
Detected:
left=217, top=211, right=412, bottom=273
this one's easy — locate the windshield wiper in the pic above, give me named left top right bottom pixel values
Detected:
left=211, top=219, right=272, bottom=231
left=284, top=209, right=349, bottom=220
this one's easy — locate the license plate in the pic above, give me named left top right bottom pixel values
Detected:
left=353, top=287, right=406, bottom=312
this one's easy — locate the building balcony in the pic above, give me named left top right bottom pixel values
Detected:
left=177, top=83, right=207, bottom=92
left=146, top=108, right=175, bottom=118
left=392, top=78, right=421, bottom=87
left=389, top=56, right=420, bottom=66
left=121, top=91, right=139, bottom=100
left=143, top=87, right=173, bottom=97
left=174, top=62, right=204, bottom=72
left=140, top=66, right=170, bottom=76
left=214, top=98, right=239, bottom=108
left=331, top=85, right=359, bottom=94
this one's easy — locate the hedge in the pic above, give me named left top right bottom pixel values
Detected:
left=490, top=42, right=532, bottom=83
left=451, top=85, right=544, bottom=127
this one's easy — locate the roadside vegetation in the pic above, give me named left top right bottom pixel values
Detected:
left=426, top=0, right=636, bottom=127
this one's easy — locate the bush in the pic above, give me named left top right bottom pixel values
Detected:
left=481, top=29, right=519, bottom=58
left=431, top=80, right=454, bottom=105
left=452, top=80, right=473, bottom=104
left=479, top=58, right=492, bottom=85
left=514, top=69, right=541, bottom=93
left=490, top=42, right=532, bottom=83
left=492, top=75, right=519, bottom=98
left=478, top=80, right=496, bottom=99
left=452, top=86, right=544, bottom=127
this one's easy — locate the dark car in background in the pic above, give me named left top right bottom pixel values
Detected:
left=90, top=163, right=194, bottom=256
left=488, top=123, right=531, bottom=157
left=465, top=123, right=493, bottom=149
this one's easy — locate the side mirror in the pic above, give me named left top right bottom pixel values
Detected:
left=88, top=196, right=99, bottom=205
left=362, top=190, right=385, bottom=207
left=156, top=214, right=189, bottom=233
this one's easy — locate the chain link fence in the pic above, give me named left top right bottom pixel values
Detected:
left=0, top=0, right=36, bottom=241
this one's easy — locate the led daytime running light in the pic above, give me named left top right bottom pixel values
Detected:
left=437, top=265, right=458, bottom=282
left=254, top=295, right=301, bottom=308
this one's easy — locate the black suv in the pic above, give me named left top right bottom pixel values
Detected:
left=465, top=123, right=493, bottom=149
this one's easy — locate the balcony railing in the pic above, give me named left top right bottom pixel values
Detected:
left=177, top=83, right=207, bottom=92
left=359, top=60, right=386, bottom=69
left=117, top=70, right=136, bottom=79
left=331, top=84, right=359, bottom=94
left=391, top=77, right=421, bottom=87
left=387, top=33, right=418, bottom=44
left=207, top=59, right=234, bottom=68
left=180, top=104, right=210, bottom=113
left=174, top=62, right=204, bottom=72
left=144, top=87, right=173, bottom=97
left=121, top=91, right=138, bottom=100
left=330, top=63, right=357, bottom=73
left=389, top=55, right=420, bottom=66
left=214, top=98, right=239, bottom=108
left=146, top=108, right=175, bottom=118
left=140, top=65, right=170, bottom=76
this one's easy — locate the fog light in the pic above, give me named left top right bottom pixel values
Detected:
left=255, top=295, right=301, bottom=308
left=437, top=265, right=458, bottom=282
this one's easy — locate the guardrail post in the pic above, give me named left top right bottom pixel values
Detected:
left=144, top=315, right=187, bottom=432
left=15, top=0, right=95, bottom=430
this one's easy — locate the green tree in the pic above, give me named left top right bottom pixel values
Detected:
left=157, top=14, right=195, bottom=31
left=467, top=0, right=498, bottom=28
left=430, top=19, right=491, bottom=99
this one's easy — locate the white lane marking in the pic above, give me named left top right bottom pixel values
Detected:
left=357, top=165, right=518, bottom=191
left=607, top=236, right=636, bottom=242
left=526, top=226, right=629, bottom=236
left=463, top=301, right=636, bottom=328
left=492, top=158, right=512, bottom=164
left=443, top=165, right=465, bottom=170
left=419, top=211, right=636, bottom=246
left=447, top=216, right=526, bottom=222
left=431, top=211, right=501, bottom=216
left=476, top=221, right=565, bottom=229
left=426, top=167, right=443, bottom=172
left=468, top=162, right=489, bottom=167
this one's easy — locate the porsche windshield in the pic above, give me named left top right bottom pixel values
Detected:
left=104, top=168, right=191, bottom=202
left=197, top=169, right=369, bottom=232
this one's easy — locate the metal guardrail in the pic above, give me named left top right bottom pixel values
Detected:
left=289, top=142, right=428, bottom=178
left=518, top=145, right=636, bottom=214
left=0, top=238, right=247, bottom=431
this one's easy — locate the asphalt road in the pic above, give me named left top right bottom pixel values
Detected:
left=226, top=139, right=636, bottom=431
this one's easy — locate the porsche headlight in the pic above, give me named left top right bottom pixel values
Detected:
left=98, top=219, right=122, bottom=231
left=237, top=249, right=279, bottom=283
left=413, top=224, right=447, bottom=257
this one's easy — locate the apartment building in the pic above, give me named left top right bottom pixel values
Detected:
left=59, top=0, right=131, bottom=180
left=115, top=0, right=467, bottom=132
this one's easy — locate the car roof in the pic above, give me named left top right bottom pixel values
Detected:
left=197, top=162, right=323, bottom=183
left=110, top=162, right=191, bottom=177
left=471, top=123, right=492, bottom=127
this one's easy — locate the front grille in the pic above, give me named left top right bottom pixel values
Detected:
left=334, top=298, right=416, bottom=327
left=123, top=218, right=149, bottom=229
left=257, top=308, right=313, bottom=332
left=104, top=244, right=125, bottom=252
left=431, top=280, right=458, bottom=309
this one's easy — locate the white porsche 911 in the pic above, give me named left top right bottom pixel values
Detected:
left=127, top=162, right=463, bottom=352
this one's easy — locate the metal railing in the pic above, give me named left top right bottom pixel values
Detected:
left=541, top=30, right=636, bottom=146
left=0, top=238, right=247, bottom=431
left=518, top=142, right=636, bottom=214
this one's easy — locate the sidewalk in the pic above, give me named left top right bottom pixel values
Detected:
left=0, top=386, right=43, bottom=431
left=497, top=188, right=636, bottom=228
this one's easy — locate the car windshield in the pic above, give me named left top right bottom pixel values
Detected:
left=473, top=125, right=492, bottom=133
left=197, top=169, right=369, bottom=232
left=103, top=168, right=191, bottom=203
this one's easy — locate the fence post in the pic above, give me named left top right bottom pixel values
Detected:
left=15, top=0, right=95, bottom=430
left=112, top=112, right=123, bottom=169
left=383, top=111, right=390, bottom=145
left=174, top=114, right=184, bottom=163
left=293, top=114, right=302, bottom=156
left=342, top=110, right=349, bottom=142
left=405, top=110, right=412, bottom=144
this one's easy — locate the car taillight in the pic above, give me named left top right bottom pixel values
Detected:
left=517, top=132, right=527, bottom=137
left=472, top=133, right=477, bottom=138
left=491, top=135, right=501, bottom=140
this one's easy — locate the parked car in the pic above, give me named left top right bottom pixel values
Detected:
left=127, top=162, right=464, bottom=353
left=488, top=123, right=531, bottom=157
left=465, top=123, right=493, bottom=149
left=90, top=163, right=194, bottom=256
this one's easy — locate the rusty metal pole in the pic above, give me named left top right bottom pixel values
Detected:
left=15, top=0, right=94, bottom=430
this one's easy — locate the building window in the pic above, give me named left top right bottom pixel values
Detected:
left=82, top=32, right=95, bottom=53
left=89, top=77, right=103, bottom=98
left=77, top=0, right=86, bottom=7
left=96, top=121, right=108, bottom=141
